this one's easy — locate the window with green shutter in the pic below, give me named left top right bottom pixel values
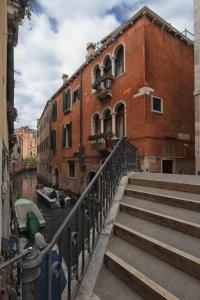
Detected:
left=52, top=100, right=57, bottom=121
left=62, top=125, right=67, bottom=148
left=63, top=89, right=71, bottom=113
left=73, top=87, right=80, bottom=104
left=50, top=129, right=56, bottom=150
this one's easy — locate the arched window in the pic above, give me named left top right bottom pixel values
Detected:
left=115, top=103, right=125, bottom=138
left=115, top=45, right=124, bottom=77
left=103, top=109, right=112, bottom=134
left=104, top=56, right=112, bottom=75
left=93, top=114, right=101, bottom=135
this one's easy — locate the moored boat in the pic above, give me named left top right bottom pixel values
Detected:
left=15, top=198, right=46, bottom=232
left=36, top=186, right=71, bottom=208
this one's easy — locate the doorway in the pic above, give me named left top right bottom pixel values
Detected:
left=162, top=160, right=173, bottom=174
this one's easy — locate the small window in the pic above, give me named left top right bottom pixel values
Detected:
left=152, top=96, right=163, bottom=113
left=68, top=161, right=75, bottom=178
left=73, top=87, right=80, bottom=104
left=63, top=89, right=71, bottom=113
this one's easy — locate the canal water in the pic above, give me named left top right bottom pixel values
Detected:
left=12, top=170, right=75, bottom=243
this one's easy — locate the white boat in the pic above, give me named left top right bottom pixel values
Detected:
left=15, top=198, right=46, bottom=232
left=36, top=186, right=71, bottom=208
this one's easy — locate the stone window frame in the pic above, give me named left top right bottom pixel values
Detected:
left=112, top=43, right=125, bottom=79
left=63, top=122, right=72, bottom=149
left=91, top=112, right=101, bottom=135
left=151, top=96, right=163, bottom=114
left=113, top=101, right=127, bottom=138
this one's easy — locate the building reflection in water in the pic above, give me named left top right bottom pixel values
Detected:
left=12, top=170, right=37, bottom=202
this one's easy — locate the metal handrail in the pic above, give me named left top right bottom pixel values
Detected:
left=41, top=137, right=123, bottom=254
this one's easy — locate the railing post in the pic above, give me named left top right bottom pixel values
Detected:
left=21, top=247, right=41, bottom=300
left=122, top=138, right=126, bottom=175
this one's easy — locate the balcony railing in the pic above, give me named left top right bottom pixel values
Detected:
left=0, top=138, right=140, bottom=300
left=92, top=73, right=114, bottom=101
left=88, top=132, right=115, bottom=152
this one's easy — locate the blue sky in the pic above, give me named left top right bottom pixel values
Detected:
left=14, top=0, right=194, bottom=128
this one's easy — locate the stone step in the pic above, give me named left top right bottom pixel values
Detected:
left=122, top=196, right=200, bottom=226
left=114, top=222, right=200, bottom=279
left=107, top=236, right=200, bottom=300
left=105, top=251, right=178, bottom=300
left=125, top=184, right=200, bottom=211
left=120, top=202, right=200, bottom=238
left=128, top=177, right=200, bottom=194
left=94, top=265, right=144, bottom=300
left=117, top=212, right=200, bottom=259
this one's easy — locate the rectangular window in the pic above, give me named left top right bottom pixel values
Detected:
left=152, top=96, right=163, bottom=113
left=73, top=87, right=80, bottom=104
left=50, top=129, right=56, bottom=150
left=68, top=161, right=75, bottom=178
left=62, top=123, right=72, bottom=148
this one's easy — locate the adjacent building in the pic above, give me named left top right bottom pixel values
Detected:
left=38, top=6, right=195, bottom=195
left=0, top=0, right=20, bottom=249
left=194, top=0, right=200, bottom=174
left=15, top=126, right=37, bottom=159
left=37, top=100, right=52, bottom=185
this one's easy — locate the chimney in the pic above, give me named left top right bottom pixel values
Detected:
left=86, top=42, right=96, bottom=59
left=62, top=74, right=68, bottom=85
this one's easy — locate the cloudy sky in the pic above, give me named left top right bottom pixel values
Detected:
left=14, top=0, right=194, bottom=128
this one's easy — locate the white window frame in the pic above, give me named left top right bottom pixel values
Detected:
left=151, top=96, right=163, bottom=114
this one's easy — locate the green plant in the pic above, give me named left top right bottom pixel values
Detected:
left=17, top=0, right=36, bottom=23
left=23, top=156, right=37, bottom=163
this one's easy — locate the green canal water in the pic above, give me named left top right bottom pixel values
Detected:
left=12, top=170, right=75, bottom=243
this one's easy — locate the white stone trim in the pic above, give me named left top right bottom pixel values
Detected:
left=133, top=86, right=155, bottom=98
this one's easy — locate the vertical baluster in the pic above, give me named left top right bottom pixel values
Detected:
left=75, top=209, right=79, bottom=281
left=92, top=186, right=96, bottom=249
left=81, top=203, right=85, bottom=273
left=99, top=174, right=103, bottom=229
left=67, top=227, right=72, bottom=300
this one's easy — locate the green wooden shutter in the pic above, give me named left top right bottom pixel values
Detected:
left=62, top=126, right=66, bottom=148
left=68, top=123, right=72, bottom=147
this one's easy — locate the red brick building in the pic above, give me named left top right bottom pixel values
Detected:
left=37, top=6, right=194, bottom=195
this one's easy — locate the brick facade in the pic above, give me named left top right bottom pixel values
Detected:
left=37, top=7, right=195, bottom=195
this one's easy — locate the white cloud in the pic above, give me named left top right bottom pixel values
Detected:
left=14, top=0, right=193, bottom=128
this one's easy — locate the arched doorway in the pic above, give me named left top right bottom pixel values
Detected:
left=86, top=171, right=96, bottom=185
left=52, top=166, right=59, bottom=188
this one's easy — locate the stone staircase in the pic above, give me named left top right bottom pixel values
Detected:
left=94, top=173, right=200, bottom=300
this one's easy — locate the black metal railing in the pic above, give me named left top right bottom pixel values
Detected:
left=0, top=138, right=140, bottom=300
